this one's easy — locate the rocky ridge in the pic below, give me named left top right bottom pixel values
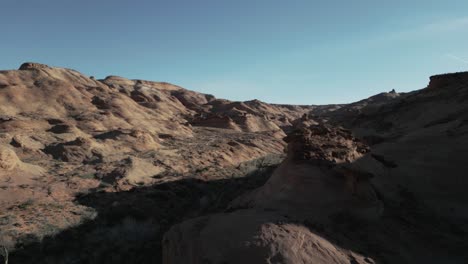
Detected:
left=0, top=62, right=313, bottom=253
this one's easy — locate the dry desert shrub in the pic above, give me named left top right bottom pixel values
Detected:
left=0, top=245, right=8, bottom=264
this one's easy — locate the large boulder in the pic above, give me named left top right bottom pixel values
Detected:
left=163, top=210, right=374, bottom=264
left=43, top=137, right=100, bottom=163
left=0, top=145, right=45, bottom=183
left=0, top=147, right=19, bottom=170
left=232, top=124, right=382, bottom=220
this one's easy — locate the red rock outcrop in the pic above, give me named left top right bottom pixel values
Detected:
left=18, top=62, right=52, bottom=71
left=191, top=113, right=242, bottom=131
left=427, top=71, right=468, bottom=90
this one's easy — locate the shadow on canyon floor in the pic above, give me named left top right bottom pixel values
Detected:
left=6, top=164, right=468, bottom=264
left=7, top=165, right=276, bottom=264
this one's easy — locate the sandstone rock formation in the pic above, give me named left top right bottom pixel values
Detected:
left=0, top=63, right=312, bottom=256
left=233, top=124, right=381, bottom=219
left=191, top=113, right=243, bottom=131
left=0, top=145, right=44, bottom=177
left=0, top=147, right=19, bottom=170
left=163, top=211, right=375, bottom=264
left=427, top=71, right=468, bottom=90
left=18, top=62, right=52, bottom=71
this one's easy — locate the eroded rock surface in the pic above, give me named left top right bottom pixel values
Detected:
left=0, top=62, right=312, bottom=258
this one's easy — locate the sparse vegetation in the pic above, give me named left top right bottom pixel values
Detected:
left=17, top=199, right=34, bottom=210
left=8, top=165, right=277, bottom=263
left=78, top=173, right=96, bottom=179
left=1, top=245, right=8, bottom=264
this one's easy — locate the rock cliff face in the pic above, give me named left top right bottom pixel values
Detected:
left=284, top=124, right=369, bottom=164
left=427, top=71, right=468, bottom=90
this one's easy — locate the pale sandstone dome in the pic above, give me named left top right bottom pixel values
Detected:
left=0, top=147, right=19, bottom=170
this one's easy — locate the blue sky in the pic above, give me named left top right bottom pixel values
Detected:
left=1, top=0, right=468, bottom=104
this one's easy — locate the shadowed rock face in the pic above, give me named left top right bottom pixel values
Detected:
left=315, top=71, right=468, bottom=220
left=284, top=124, right=369, bottom=165
left=427, top=71, right=468, bottom=90
left=191, top=113, right=242, bottom=131
left=43, top=137, right=98, bottom=163
left=229, top=124, right=384, bottom=223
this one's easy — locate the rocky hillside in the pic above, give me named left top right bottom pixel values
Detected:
left=314, top=71, right=468, bottom=219
left=1, top=63, right=467, bottom=263
left=163, top=72, right=468, bottom=263
left=164, top=122, right=468, bottom=263
left=0, top=63, right=313, bottom=256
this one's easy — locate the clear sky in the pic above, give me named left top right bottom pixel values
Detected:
left=1, top=0, right=468, bottom=104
